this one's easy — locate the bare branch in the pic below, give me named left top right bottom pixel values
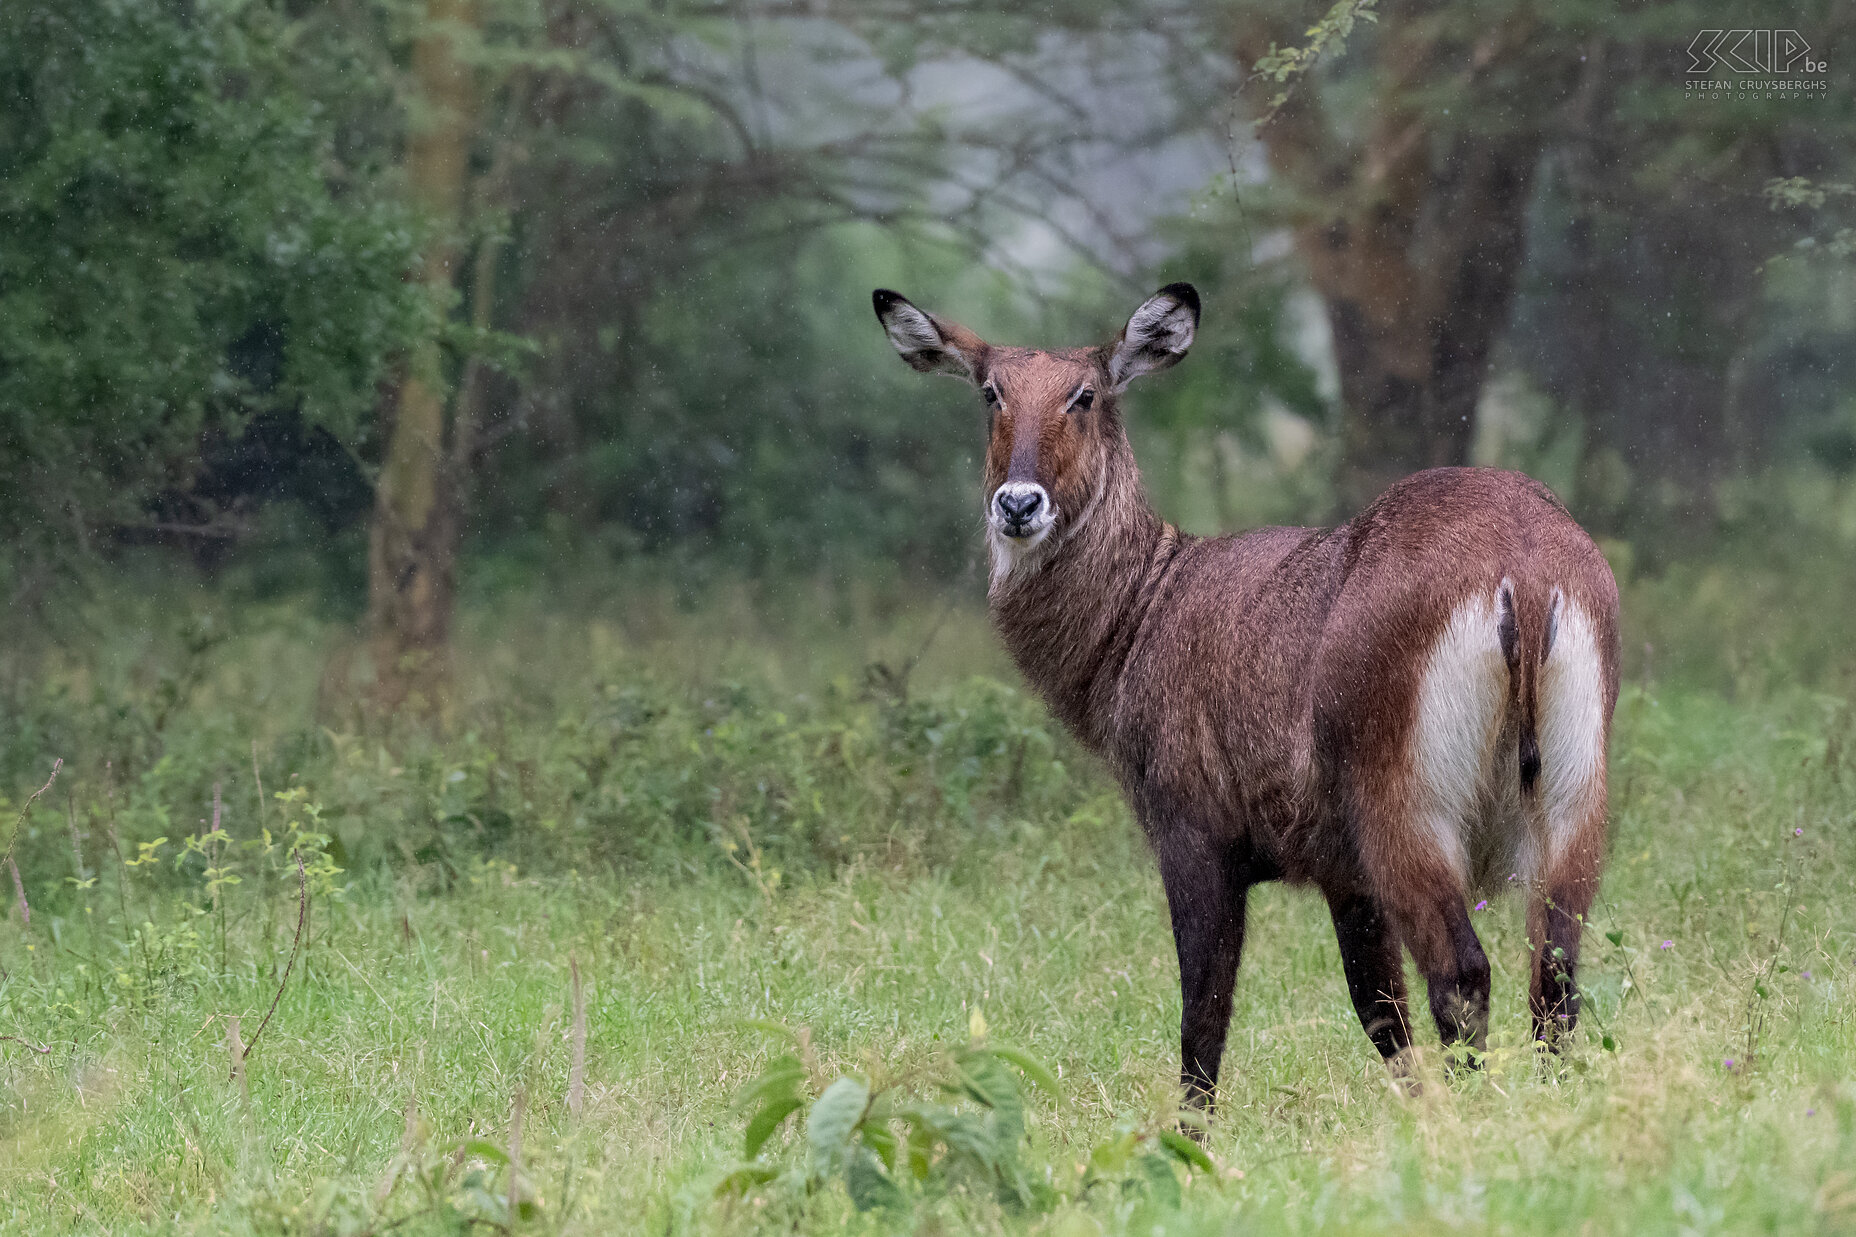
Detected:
left=240, top=849, right=308, bottom=1070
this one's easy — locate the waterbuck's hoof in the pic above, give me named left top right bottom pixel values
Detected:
left=1386, top=1048, right=1423, bottom=1098
left=1175, top=1100, right=1214, bottom=1141
left=1441, top=1045, right=1487, bottom=1081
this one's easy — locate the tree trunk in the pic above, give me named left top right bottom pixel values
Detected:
left=367, top=0, right=480, bottom=714
left=1236, top=10, right=1558, bottom=512
left=1310, top=128, right=1541, bottom=510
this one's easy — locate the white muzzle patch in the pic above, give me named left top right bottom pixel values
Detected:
left=986, top=481, right=1057, bottom=587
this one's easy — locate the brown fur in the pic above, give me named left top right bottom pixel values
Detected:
left=874, top=286, right=1620, bottom=1113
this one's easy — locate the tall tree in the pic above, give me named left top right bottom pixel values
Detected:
left=1231, top=0, right=1581, bottom=510
left=366, top=0, right=486, bottom=713
left=1504, top=8, right=1856, bottom=539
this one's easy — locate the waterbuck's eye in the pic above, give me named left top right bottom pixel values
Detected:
left=980, top=383, right=1000, bottom=407
left=1071, top=387, right=1094, bottom=412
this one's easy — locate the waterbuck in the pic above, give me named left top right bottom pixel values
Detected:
left=872, top=282, right=1619, bottom=1111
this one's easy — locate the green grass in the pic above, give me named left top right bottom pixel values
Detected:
left=2, top=571, right=1856, bottom=1234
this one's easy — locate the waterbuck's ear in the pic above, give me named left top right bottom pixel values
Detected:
left=1106, top=282, right=1199, bottom=391
left=872, top=289, right=987, bottom=381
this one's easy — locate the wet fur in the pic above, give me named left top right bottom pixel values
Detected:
left=875, top=288, right=1621, bottom=1112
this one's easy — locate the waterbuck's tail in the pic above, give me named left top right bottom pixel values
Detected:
left=1498, top=578, right=1560, bottom=795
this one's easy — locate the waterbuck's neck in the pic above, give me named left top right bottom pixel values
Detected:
left=986, top=439, right=1176, bottom=751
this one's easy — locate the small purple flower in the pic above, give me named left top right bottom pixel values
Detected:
left=1802, top=970, right=1813, bottom=980
left=1724, top=1057, right=1736, bottom=1070
left=1808, top=1108, right=1817, bottom=1117
left=1661, top=940, right=1674, bottom=950
left=1474, top=899, right=1488, bottom=911
left=1794, top=827, right=1804, bottom=837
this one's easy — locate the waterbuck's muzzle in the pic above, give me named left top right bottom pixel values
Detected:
left=991, top=481, right=1052, bottom=540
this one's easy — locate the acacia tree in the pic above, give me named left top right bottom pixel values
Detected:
left=1231, top=0, right=1585, bottom=510
left=366, top=0, right=489, bottom=713
left=1504, top=8, right=1856, bottom=538
left=1227, top=0, right=1855, bottom=520
left=362, top=0, right=1220, bottom=708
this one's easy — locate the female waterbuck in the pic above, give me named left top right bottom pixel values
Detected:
left=873, top=283, right=1619, bottom=1110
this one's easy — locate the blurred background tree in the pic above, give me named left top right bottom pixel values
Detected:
left=3, top=0, right=1853, bottom=713
left=0, top=0, right=425, bottom=588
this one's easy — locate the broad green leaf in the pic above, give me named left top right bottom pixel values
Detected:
left=807, top=1077, right=870, bottom=1158
left=905, top=1121, right=935, bottom=1180
left=1157, top=1129, right=1215, bottom=1174
left=845, top=1146, right=905, bottom=1212
left=953, top=1053, right=1024, bottom=1144
left=745, top=1094, right=806, bottom=1158
left=985, top=1045, right=1060, bottom=1098
left=733, top=1054, right=804, bottom=1113
left=458, top=1138, right=509, bottom=1165
left=935, top=1112, right=999, bottom=1169
left=1138, top=1150, right=1182, bottom=1207
left=862, top=1121, right=900, bottom=1173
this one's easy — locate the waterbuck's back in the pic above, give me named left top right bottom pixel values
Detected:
left=1104, top=468, right=1619, bottom=891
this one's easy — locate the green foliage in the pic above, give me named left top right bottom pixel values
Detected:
left=1080, top=1115, right=1215, bottom=1210
left=16, top=775, right=341, bottom=1009
left=0, top=582, right=1854, bottom=1232
left=0, top=0, right=424, bottom=550
left=721, top=1018, right=1068, bottom=1216
left=1767, top=176, right=1856, bottom=260
left=1249, top=0, right=1379, bottom=119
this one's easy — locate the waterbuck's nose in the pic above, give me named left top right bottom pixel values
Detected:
left=994, top=485, right=1044, bottom=529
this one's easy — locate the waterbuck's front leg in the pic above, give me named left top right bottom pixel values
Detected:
left=1153, top=828, right=1253, bottom=1117
left=1327, top=892, right=1417, bottom=1085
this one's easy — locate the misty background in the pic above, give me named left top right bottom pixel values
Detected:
left=3, top=0, right=1854, bottom=725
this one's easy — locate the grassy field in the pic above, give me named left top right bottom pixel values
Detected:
left=2, top=562, right=1855, bottom=1235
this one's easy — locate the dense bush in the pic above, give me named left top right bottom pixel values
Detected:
left=0, top=613, right=1099, bottom=923
left=0, top=0, right=423, bottom=553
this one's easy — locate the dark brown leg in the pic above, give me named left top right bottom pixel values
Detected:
left=1155, top=831, right=1251, bottom=1116
left=1380, top=887, right=1491, bottom=1070
left=1327, top=892, right=1414, bottom=1063
left=1529, top=824, right=1602, bottom=1050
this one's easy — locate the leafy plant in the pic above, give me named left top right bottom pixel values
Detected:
left=1078, top=1113, right=1216, bottom=1210
left=721, top=1013, right=1061, bottom=1215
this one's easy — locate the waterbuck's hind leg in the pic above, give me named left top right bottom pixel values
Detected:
left=1154, top=829, right=1252, bottom=1122
left=1327, top=892, right=1417, bottom=1085
left=1528, top=806, right=1604, bottom=1052
left=1527, top=591, right=1612, bottom=1054
left=1379, top=876, right=1491, bottom=1072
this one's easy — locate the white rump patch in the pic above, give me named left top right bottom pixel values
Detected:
left=1406, top=586, right=1608, bottom=894
left=1536, top=597, right=1606, bottom=854
left=1410, top=589, right=1508, bottom=883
